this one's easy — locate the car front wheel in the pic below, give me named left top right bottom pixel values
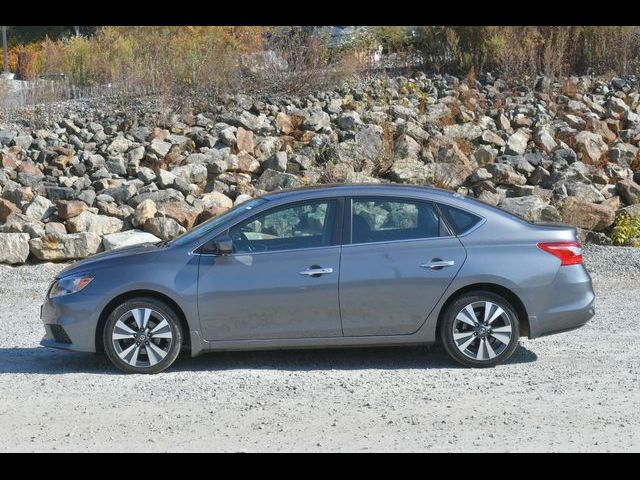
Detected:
left=440, top=292, right=520, bottom=368
left=103, top=297, right=183, bottom=374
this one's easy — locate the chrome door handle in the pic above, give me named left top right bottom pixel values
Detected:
left=420, top=260, right=455, bottom=269
left=299, top=267, right=334, bottom=276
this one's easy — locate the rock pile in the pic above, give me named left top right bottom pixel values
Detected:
left=2, top=72, right=640, bottom=264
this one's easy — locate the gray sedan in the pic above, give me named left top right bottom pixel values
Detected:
left=40, top=184, right=595, bottom=373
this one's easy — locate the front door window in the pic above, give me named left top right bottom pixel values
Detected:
left=228, top=200, right=337, bottom=254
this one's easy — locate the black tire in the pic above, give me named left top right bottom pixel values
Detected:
left=439, top=291, right=520, bottom=368
left=103, top=297, right=183, bottom=374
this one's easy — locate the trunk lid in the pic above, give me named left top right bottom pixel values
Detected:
left=529, top=222, right=578, bottom=242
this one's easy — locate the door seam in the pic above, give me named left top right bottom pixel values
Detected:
left=337, top=244, right=344, bottom=336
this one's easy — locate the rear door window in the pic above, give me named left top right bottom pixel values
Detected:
left=350, top=197, right=446, bottom=244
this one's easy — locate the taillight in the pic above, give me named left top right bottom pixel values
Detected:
left=537, top=241, right=583, bottom=266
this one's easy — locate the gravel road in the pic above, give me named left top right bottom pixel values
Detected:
left=0, top=244, right=638, bottom=452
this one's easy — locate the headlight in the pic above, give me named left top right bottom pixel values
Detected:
left=49, top=275, right=94, bottom=298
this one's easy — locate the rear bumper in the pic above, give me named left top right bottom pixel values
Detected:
left=526, top=264, right=595, bottom=339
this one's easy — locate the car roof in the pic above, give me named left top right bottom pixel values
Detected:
left=258, top=183, right=526, bottom=225
left=261, top=183, right=458, bottom=202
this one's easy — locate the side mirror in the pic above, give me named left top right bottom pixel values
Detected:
left=213, top=235, right=233, bottom=255
left=199, top=235, right=233, bottom=256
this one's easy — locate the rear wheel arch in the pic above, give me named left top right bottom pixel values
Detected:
left=95, top=290, right=190, bottom=354
left=436, top=283, right=530, bottom=338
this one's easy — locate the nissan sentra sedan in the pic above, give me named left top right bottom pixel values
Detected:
left=40, top=184, right=595, bottom=374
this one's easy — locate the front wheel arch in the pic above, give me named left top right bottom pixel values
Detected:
left=95, top=290, right=190, bottom=354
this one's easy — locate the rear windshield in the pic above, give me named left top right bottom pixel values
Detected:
left=438, top=203, right=483, bottom=235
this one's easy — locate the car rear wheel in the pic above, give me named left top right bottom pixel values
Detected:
left=440, top=292, right=519, bottom=368
left=103, top=297, right=182, bottom=374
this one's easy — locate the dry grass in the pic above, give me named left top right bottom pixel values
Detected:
left=373, top=119, right=396, bottom=176
left=361, top=26, right=640, bottom=79
left=1, top=26, right=357, bottom=112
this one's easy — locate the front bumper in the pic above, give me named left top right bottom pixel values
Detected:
left=40, top=292, right=103, bottom=353
left=526, top=264, right=596, bottom=339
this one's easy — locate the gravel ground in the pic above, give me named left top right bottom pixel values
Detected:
left=0, top=244, right=638, bottom=452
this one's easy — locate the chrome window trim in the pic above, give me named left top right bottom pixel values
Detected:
left=344, top=235, right=458, bottom=249
left=193, top=244, right=340, bottom=257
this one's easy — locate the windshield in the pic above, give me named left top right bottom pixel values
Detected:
left=169, top=197, right=268, bottom=247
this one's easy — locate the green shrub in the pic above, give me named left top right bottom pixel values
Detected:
left=612, top=210, right=640, bottom=246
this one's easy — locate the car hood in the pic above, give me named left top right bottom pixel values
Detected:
left=56, top=242, right=162, bottom=279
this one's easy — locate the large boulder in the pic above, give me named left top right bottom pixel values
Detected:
left=133, top=199, right=157, bottom=227
left=66, top=211, right=124, bottom=236
left=262, top=151, right=288, bottom=172
left=428, top=136, right=476, bottom=188
left=236, top=111, right=265, bottom=131
left=535, top=128, right=558, bottom=153
left=107, top=136, right=131, bottom=155
left=2, top=181, right=33, bottom=207
left=29, top=232, right=102, bottom=260
left=557, top=197, right=616, bottom=231
left=56, top=200, right=88, bottom=220
left=388, top=157, right=431, bottom=184
left=156, top=200, right=200, bottom=229
left=0, top=233, right=30, bottom=264
left=0, top=198, right=20, bottom=223
left=149, top=138, right=171, bottom=157
left=256, top=169, right=303, bottom=191
left=45, top=222, right=67, bottom=236
left=481, top=130, right=506, bottom=148
left=337, top=111, right=363, bottom=131
left=499, top=196, right=561, bottom=222
left=302, top=111, right=330, bottom=131
left=236, top=127, right=255, bottom=153
left=617, top=178, right=640, bottom=205
left=505, top=129, right=530, bottom=155
left=275, top=112, right=296, bottom=134
left=129, top=188, right=184, bottom=207
left=354, top=124, right=385, bottom=160
left=156, top=169, right=177, bottom=189
left=102, top=183, right=138, bottom=204
left=45, top=186, right=76, bottom=202
left=233, top=153, right=260, bottom=173
left=171, top=163, right=208, bottom=185
left=144, top=217, right=186, bottom=241
left=200, top=191, right=233, bottom=210
left=2, top=213, right=44, bottom=237
left=394, top=134, right=421, bottom=161
left=574, top=131, right=608, bottom=164
left=608, top=142, right=638, bottom=168
left=106, top=156, right=127, bottom=176
left=564, top=182, right=606, bottom=203
left=486, top=163, right=527, bottom=186
left=102, top=230, right=161, bottom=251
left=197, top=191, right=234, bottom=222
left=443, top=123, right=483, bottom=141
left=23, top=195, right=55, bottom=221
left=390, top=104, right=416, bottom=121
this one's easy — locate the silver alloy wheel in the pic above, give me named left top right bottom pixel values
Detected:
left=452, top=301, right=513, bottom=361
left=111, top=308, right=173, bottom=368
